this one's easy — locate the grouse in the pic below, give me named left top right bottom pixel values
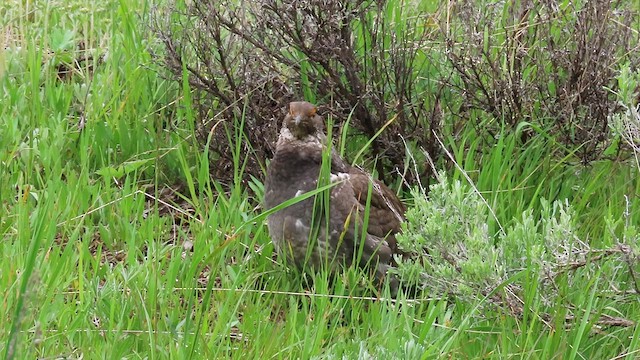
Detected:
left=264, top=101, right=406, bottom=293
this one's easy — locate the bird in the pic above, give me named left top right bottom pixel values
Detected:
left=264, top=101, right=406, bottom=294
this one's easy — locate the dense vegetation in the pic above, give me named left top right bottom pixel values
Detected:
left=1, top=0, right=639, bottom=358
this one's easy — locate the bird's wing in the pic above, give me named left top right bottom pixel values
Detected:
left=323, top=158, right=405, bottom=262
left=345, top=166, right=405, bottom=237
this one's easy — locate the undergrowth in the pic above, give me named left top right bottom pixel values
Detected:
left=395, top=175, right=639, bottom=327
left=1, top=0, right=639, bottom=359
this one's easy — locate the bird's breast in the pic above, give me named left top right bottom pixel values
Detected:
left=264, top=152, right=322, bottom=209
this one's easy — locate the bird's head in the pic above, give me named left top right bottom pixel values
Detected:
left=283, top=101, right=325, bottom=140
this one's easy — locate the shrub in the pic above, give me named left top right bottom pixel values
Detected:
left=151, top=0, right=439, bottom=185
left=443, top=0, right=639, bottom=163
left=394, top=175, right=639, bottom=324
left=151, top=0, right=639, bottom=187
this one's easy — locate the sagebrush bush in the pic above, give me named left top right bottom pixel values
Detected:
left=395, top=175, right=639, bottom=320
left=444, top=0, right=639, bottom=163
left=152, top=0, right=439, bottom=186
left=152, top=0, right=639, bottom=190
left=394, top=176, right=501, bottom=298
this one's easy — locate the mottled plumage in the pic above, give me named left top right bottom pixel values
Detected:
left=264, top=101, right=405, bottom=293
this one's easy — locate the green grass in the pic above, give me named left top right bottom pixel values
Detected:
left=1, top=0, right=639, bottom=358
